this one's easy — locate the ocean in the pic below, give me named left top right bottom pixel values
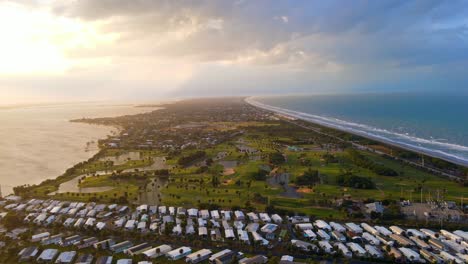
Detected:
left=0, top=103, right=155, bottom=195
left=248, top=93, right=468, bottom=166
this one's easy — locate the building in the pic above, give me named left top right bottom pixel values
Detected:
left=209, top=249, right=233, bottom=263
left=60, top=235, right=82, bottom=247
left=186, top=249, right=212, bottom=263
left=31, top=232, right=50, bottom=242
left=126, top=242, right=152, bottom=256
left=365, top=202, right=384, bottom=214
left=55, top=251, right=76, bottom=264
left=41, top=234, right=63, bottom=246
left=75, top=254, right=93, bottom=264
left=239, top=255, right=268, bottom=264
left=110, top=241, right=133, bottom=253
left=18, top=246, right=39, bottom=262
left=166, top=246, right=192, bottom=260
left=37, top=248, right=59, bottom=262
left=95, top=256, right=113, bottom=264
left=141, top=244, right=172, bottom=259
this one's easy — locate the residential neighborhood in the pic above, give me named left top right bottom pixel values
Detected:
left=1, top=197, right=468, bottom=263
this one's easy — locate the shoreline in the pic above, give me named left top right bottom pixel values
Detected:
left=245, top=96, right=468, bottom=168
left=4, top=104, right=159, bottom=196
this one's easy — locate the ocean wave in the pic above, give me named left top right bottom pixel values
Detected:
left=246, top=97, right=468, bottom=165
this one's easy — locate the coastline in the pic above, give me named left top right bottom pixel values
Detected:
left=2, top=104, right=159, bottom=196
left=245, top=96, right=468, bottom=168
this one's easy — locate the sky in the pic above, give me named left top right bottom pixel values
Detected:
left=0, top=0, right=467, bottom=104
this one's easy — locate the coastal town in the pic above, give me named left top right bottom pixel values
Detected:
left=1, top=197, right=468, bottom=263
left=1, top=98, right=467, bottom=263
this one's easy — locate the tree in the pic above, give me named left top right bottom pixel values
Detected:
left=296, top=168, right=320, bottom=185
left=269, top=152, right=286, bottom=165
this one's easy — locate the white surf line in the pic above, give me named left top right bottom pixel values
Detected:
left=246, top=96, right=468, bottom=168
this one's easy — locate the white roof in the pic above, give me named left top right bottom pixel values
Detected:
left=271, top=214, right=282, bottom=223
left=142, top=245, right=172, bottom=258
left=55, top=251, right=76, bottom=263
left=166, top=247, right=191, bottom=258
left=37, top=248, right=58, bottom=261
left=186, top=249, right=212, bottom=260
left=225, top=229, right=235, bottom=238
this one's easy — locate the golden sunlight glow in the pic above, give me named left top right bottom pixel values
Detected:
left=0, top=2, right=118, bottom=75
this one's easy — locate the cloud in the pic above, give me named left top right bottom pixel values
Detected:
left=1, top=0, right=468, bottom=103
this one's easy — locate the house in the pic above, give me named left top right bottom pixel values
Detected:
left=237, top=229, right=250, bottom=243
left=259, top=213, right=271, bottom=222
left=303, top=230, right=317, bottom=240
left=208, top=249, right=234, bottom=263
left=77, top=237, right=98, bottom=249
left=345, top=223, right=363, bottom=234
left=75, top=253, right=93, bottom=264
left=291, top=239, right=318, bottom=252
left=347, top=242, right=366, bottom=257
left=271, top=214, right=282, bottom=224
left=362, top=232, right=380, bottom=246
left=319, top=241, right=334, bottom=254
left=73, top=218, right=85, bottom=228
left=33, top=213, right=47, bottom=224
left=317, top=229, right=330, bottom=240
left=169, top=206, right=175, bottom=215
left=125, top=220, right=136, bottom=230
left=335, top=242, right=352, bottom=258
left=96, top=222, right=106, bottom=230
left=116, top=259, right=132, bottom=264
left=295, top=223, right=313, bottom=231
left=110, top=241, right=133, bottom=253
left=234, top=210, right=245, bottom=220
left=247, top=212, right=259, bottom=222
left=177, top=207, right=187, bottom=216
left=260, top=223, right=278, bottom=234
left=199, top=210, right=210, bottom=219
left=399, top=247, right=422, bottom=263
left=374, top=226, right=392, bottom=236
left=137, top=204, right=148, bottom=214
left=331, top=231, right=346, bottom=242
left=158, top=206, right=167, bottom=215
left=188, top=208, right=198, bottom=218
left=225, top=229, right=235, bottom=240
left=196, top=226, right=207, bottom=237
left=314, top=220, right=331, bottom=231
left=60, top=235, right=82, bottom=247
left=126, top=242, right=152, bottom=256
left=186, top=249, right=212, bottom=263
left=55, top=251, right=76, bottom=264
left=37, top=248, right=59, bottom=262
left=222, top=211, right=231, bottom=220
left=210, top=210, right=220, bottom=220
left=365, top=202, right=384, bottom=214
left=31, top=232, right=50, bottom=242
left=141, top=244, right=172, bottom=259
left=186, top=224, right=195, bottom=235
left=84, top=217, right=96, bottom=228
left=246, top=223, right=259, bottom=232
left=41, top=234, right=63, bottom=246
left=420, top=249, right=443, bottom=264
left=280, top=255, right=295, bottom=263
left=95, top=256, right=113, bottom=264
left=18, top=246, right=39, bottom=262
left=166, top=246, right=192, bottom=260
left=93, top=239, right=115, bottom=250
left=365, top=245, right=383, bottom=258
left=239, top=255, right=268, bottom=264
left=63, top=218, right=75, bottom=227
left=389, top=226, right=405, bottom=235
left=137, top=221, right=146, bottom=231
